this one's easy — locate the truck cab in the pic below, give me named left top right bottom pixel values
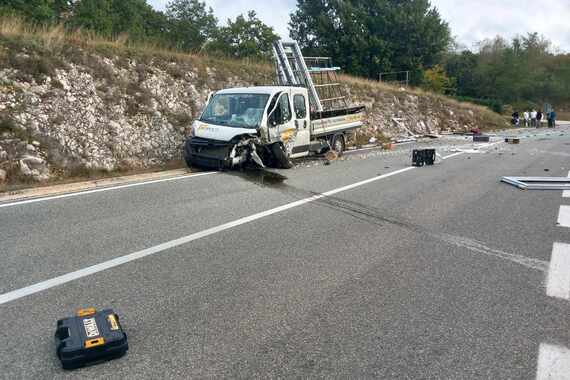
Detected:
left=185, top=86, right=313, bottom=169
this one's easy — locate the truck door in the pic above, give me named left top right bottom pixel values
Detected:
left=267, top=90, right=298, bottom=156
left=290, top=89, right=311, bottom=158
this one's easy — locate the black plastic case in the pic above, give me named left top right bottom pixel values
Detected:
left=55, top=308, right=128, bottom=370
left=412, top=149, right=436, bottom=167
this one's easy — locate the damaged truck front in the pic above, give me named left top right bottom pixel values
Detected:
left=184, top=86, right=364, bottom=170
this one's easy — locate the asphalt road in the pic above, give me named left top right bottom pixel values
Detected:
left=1, top=125, right=570, bottom=379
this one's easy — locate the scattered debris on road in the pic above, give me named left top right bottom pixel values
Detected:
left=473, top=135, right=490, bottom=142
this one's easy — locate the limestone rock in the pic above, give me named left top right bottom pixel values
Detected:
left=19, top=160, right=32, bottom=176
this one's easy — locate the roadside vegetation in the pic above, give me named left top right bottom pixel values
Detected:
left=0, top=14, right=506, bottom=133
left=2, top=0, right=568, bottom=116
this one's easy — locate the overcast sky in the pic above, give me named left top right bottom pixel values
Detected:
left=148, top=0, right=570, bottom=52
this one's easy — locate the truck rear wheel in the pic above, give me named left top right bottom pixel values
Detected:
left=271, top=143, right=294, bottom=169
left=332, top=134, right=346, bottom=155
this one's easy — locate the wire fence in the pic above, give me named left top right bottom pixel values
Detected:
left=378, top=71, right=410, bottom=87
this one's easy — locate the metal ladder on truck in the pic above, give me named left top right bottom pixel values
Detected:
left=273, top=41, right=350, bottom=113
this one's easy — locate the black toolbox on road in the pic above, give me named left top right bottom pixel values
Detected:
left=55, top=308, right=128, bottom=370
left=412, top=149, right=436, bottom=167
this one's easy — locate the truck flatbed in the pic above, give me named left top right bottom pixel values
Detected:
left=311, top=106, right=365, bottom=137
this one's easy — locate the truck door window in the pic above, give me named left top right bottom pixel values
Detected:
left=293, top=95, right=307, bottom=119
left=279, top=94, right=292, bottom=124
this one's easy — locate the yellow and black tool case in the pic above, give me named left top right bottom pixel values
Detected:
left=54, top=308, right=128, bottom=370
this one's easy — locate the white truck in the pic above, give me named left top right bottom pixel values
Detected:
left=184, top=42, right=365, bottom=169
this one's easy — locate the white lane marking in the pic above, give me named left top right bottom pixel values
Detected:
left=0, top=167, right=418, bottom=305
left=558, top=206, right=570, bottom=228
left=536, top=343, right=570, bottom=380
left=546, top=243, right=570, bottom=300
left=0, top=172, right=216, bottom=209
left=564, top=171, right=570, bottom=198
left=441, top=152, right=464, bottom=160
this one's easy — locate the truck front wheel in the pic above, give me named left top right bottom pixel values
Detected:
left=271, top=143, right=294, bottom=169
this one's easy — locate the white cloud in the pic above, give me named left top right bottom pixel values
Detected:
left=432, top=0, right=570, bottom=52
left=148, top=0, right=570, bottom=51
left=148, top=0, right=296, bottom=38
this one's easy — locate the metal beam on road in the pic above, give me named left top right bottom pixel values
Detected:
left=501, top=177, right=570, bottom=191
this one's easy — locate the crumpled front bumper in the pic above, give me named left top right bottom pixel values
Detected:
left=184, top=137, right=234, bottom=169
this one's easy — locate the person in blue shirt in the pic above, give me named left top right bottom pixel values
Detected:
left=548, top=110, right=556, bottom=128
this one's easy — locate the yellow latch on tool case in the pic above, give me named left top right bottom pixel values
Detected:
left=84, top=338, right=105, bottom=349
left=107, top=314, right=120, bottom=331
left=77, top=308, right=97, bottom=317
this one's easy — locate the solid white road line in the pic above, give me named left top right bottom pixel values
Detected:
left=0, top=172, right=217, bottom=209
left=0, top=166, right=418, bottom=306
left=564, top=171, right=570, bottom=198
left=558, top=206, right=570, bottom=228
left=536, top=343, right=570, bottom=380
left=546, top=243, right=570, bottom=300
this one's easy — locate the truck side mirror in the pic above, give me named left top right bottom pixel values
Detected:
left=268, top=108, right=281, bottom=127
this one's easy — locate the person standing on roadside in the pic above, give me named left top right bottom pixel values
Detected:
left=523, top=110, right=530, bottom=127
left=549, top=109, right=556, bottom=128
left=531, top=109, right=537, bottom=127
left=512, top=111, right=520, bottom=127
left=537, top=110, right=543, bottom=128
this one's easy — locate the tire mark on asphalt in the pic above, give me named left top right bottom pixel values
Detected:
left=240, top=172, right=548, bottom=272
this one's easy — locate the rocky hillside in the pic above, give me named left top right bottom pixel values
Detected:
left=0, top=23, right=506, bottom=187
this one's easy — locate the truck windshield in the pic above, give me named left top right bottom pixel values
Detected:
left=200, top=93, right=270, bottom=129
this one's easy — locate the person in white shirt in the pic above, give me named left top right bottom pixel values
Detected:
left=523, top=111, right=530, bottom=127
left=530, top=109, right=537, bottom=127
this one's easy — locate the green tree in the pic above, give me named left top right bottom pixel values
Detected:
left=67, top=0, right=168, bottom=41
left=53, top=0, right=72, bottom=21
left=0, top=0, right=58, bottom=24
left=108, top=0, right=166, bottom=40
left=289, top=0, right=451, bottom=82
left=422, top=64, right=455, bottom=94
left=205, top=11, right=279, bottom=59
left=165, top=0, right=217, bottom=52
left=68, top=0, right=113, bottom=35
left=444, top=51, right=478, bottom=97
left=444, top=33, right=570, bottom=113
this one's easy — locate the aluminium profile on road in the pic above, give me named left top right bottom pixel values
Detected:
left=501, top=176, right=570, bottom=190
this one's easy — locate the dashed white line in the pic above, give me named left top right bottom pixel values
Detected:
left=557, top=206, right=570, bottom=228
left=536, top=343, right=570, bottom=380
left=546, top=243, right=570, bottom=300
left=0, top=172, right=217, bottom=209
